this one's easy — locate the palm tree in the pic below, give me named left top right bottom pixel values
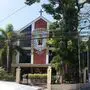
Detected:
left=0, top=24, right=19, bottom=72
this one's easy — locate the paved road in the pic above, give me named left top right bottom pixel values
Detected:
left=80, top=87, right=90, bottom=90
left=0, top=81, right=42, bottom=90
left=80, top=83, right=90, bottom=90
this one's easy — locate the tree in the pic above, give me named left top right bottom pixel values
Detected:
left=25, top=0, right=40, bottom=5
left=44, top=0, right=79, bottom=83
left=0, top=24, right=20, bottom=72
left=25, top=0, right=88, bottom=82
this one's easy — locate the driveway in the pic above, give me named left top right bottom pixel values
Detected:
left=0, top=81, right=43, bottom=90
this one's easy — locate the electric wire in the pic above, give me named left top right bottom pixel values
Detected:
left=0, top=5, right=27, bottom=24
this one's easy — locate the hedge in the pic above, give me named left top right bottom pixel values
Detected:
left=0, top=67, right=15, bottom=81
left=23, top=74, right=47, bottom=79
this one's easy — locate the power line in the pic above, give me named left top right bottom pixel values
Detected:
left=0, top=5, right=27, bottom=24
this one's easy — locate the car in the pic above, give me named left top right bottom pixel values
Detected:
left=0, top=81, right=43, bottom=90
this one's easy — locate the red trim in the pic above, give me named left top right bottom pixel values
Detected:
left=35, top=18, right=47, bottom=29
left=34, top=49, right=46, bottom=64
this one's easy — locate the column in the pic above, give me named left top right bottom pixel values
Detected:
left=83, top=68, right=87, bottom=83
left=31, top=37, right=34, bottom=64
left=47, top=66, right=52, bottom=90
left=16, top=67, right=21, bottom=83
left=47, top=23, right=50, bottom=30
left=32, top=22, right=35, bottom=31
left=16, top=40, right=20, bottom=64
left=46, top=47, right=49, bottom=64
left=31, top=48, right=34, bottom=64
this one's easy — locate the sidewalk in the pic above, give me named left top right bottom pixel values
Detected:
left=51, top=84, right=80, bottom=90
left=35, top=84, right=81, bottom=90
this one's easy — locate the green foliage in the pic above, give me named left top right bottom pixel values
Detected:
left=87, top=37, right=90, bottom=51
left=0, top=24, right=25, bottom=72
left=42, top=0, right=79, bottom=82
left=25, top=0, right=85, bottom=82
left=6, top=24, right=13, bottom=33
left=25, top=74, right=47, bottom=79
left=0, top=67, right=15, bottom=81
left=25, top=0, right=40, bottom=5
left=51, top=75, right=56, bottom=84
left=51, top=55, right=62, bottom=71
left=0, top=24, right=20, bottom=72
left=0, top=24, right=14, bottom=72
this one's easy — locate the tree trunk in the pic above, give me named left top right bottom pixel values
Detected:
left=7, top=45, right=10, bottom=72
left=59, top=75, right=63, bottom=84
left=56, top=71, right=63, bottom=84
left=7, top=42, right=12, bottom=73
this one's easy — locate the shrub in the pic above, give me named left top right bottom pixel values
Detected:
left=51, top=75, right=56, bottom=84
left=0, top=67, right=15, bottom=81
left=26, top=74, right=47, bottom=79
left=4, top=73, right=15, bottom=81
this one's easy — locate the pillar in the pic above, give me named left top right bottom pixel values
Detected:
left=46, top=47, right=49, bottom=64
left=83, top=69, right=86, bottom=83
left=31, top=48, right=34, bottom=64
left=16, top=40, right=20, bottom=64
left=83, top=67, right=88, bottom=83
left=16, top=67, right=21, bottom=83
left=47, top=66, right=52, bottom=90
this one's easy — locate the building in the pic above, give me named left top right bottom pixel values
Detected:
left=12, top=14, right=54, bottom=75
left=78, top=2, right=90, bottom=82
left=79, top=2, right=90, bottom=38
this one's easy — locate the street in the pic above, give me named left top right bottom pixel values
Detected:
left=80, top=87, right=90, bottom=90
left=80, top=83, right=90, bottom=90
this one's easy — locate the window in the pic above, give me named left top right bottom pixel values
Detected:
left=20, top=25, right=32, bottom=47
left=19, top=50, right=31, bottom=63
left=49, top=50, right=55, bottom=63
left=20, top=39, right=31, bottom=47
left=38, top=39, right=42, bottom=45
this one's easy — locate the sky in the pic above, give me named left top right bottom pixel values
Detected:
left=79, top=0, right=86, bottom=3
left=0, top=0, right=54, bottom=30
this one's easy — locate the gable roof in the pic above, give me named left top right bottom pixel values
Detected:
left=18, top=16, right=51, bottom=33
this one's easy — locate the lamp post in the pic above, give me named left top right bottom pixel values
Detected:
left=86, top=42, right=89, bottom=82
left=85, top=37, right=89, bottom=82
left=81, top=36, right=89, bottom=83
left=77, top=33, right=81, bottom=82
